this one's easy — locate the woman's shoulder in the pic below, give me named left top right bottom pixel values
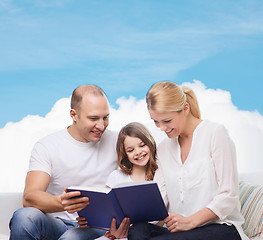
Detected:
left=200, top=119, right=227, bottom=133
left=158, top=136, right=177, bottom=149
left=200, top=120, right=231, bottom=144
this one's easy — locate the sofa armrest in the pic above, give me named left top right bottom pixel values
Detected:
left=239, top=171, right=263, bottom=186
left=0, top=192, right=23, bottom=236
left=239, top=181, right=263, bottom=238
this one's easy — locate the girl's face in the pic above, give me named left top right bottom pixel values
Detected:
left=148, top=108, right=186, bottom=139
left=124, top=136, right=150, bottom=167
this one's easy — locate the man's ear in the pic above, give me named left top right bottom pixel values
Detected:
left=70, top=109, right=78, bottom=122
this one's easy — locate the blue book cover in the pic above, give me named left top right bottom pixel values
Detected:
left=67, top=181, right=168, bottom=229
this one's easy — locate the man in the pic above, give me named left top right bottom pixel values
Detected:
left=9, top=85, right=128, bottom=239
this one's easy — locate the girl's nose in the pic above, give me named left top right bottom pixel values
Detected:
left=135, top=147, right=142, bottom=156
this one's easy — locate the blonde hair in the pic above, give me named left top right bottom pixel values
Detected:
left=146, top=81, right=201, bottom=119
left=116, top=122, right=158, bottom=181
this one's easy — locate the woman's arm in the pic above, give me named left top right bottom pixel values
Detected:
left=165, top=207, right=218, bottom=232
left=207, top=125, right=240, bottom=220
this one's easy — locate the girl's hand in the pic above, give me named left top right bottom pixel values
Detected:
left=77, top=216, right=88, bottom=228
left=105, top=217, right=130, bottom=239
left=164, top=213, right=194, bottom=232
left=104, top=231, right=116, bottom=239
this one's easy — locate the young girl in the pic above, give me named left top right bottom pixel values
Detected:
left=78, top=122, right=160, bottom=239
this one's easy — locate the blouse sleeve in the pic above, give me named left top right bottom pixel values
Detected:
left=206, top=125, right=240, bottom=220
left=153, top=161, right=169, bottom=208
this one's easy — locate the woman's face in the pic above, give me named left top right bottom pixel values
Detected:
left=149, top=109, right=186, bottom=138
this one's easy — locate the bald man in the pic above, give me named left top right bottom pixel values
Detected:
left=10, top=85, right=127, bottom=240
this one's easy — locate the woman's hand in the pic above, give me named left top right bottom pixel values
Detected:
left=165, top=208, right=218, bottom=233
left=164, top=213, right=194, bottom=232
left=77, top=216, right=88, bottom=228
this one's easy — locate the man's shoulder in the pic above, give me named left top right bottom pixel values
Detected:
left=101, top=129, right=118, bottom=141
left=36, top=128, right=67, bottom=145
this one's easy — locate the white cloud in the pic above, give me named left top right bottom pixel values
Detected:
left=1, top=81, right=263, bottom=192
left=183, top=80, right=263, bottom=173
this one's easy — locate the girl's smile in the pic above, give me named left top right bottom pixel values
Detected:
left=124, top=136, right=150, bottom=167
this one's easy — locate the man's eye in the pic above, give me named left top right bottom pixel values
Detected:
left=88, top=118, right=99, bottom=121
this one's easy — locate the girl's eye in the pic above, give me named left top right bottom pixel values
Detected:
left=140, top=143, right=146, bottom=147
left=126, top=149, right=133, bottom=153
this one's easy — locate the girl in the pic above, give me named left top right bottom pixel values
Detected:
left=78, top=122, right=161, bottom=239
left=128, top=81, right=249, bottom=240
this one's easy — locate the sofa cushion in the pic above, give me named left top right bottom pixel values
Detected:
left=239, top=181, right=263, bottom=238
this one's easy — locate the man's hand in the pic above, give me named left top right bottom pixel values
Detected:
left=104, top=217, right=130, bottom=239
left=61, top=189, right=89, bottom=214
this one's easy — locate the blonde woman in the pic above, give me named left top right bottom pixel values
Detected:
left=128, top=81, right=248, bottom=240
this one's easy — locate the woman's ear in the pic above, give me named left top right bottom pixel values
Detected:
left=184, top=102, right=190, bottom=114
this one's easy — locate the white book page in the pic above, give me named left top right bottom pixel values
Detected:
left=67, top=186, right=111, bottom=193
left=114, top=180, right=155, bottom=188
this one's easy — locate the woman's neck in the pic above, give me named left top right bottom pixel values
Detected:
left=180, top=115, right=202, bottom=139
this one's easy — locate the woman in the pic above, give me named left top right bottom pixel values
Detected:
left=128, top=81, right=248, bottom=240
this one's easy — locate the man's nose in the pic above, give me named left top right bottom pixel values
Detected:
left=96, top=119, right=105, bottom=131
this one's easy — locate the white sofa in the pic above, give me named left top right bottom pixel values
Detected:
left=1, top=172, right=262, bottom=240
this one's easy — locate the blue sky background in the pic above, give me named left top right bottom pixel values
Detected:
left=0, top=0, right=263, bottom=128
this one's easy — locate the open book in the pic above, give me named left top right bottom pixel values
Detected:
left=67, top=181, right=168, bottom=229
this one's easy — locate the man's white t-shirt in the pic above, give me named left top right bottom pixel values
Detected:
left=28, top=128, right=118, bottom=221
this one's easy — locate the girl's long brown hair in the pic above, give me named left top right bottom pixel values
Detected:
left=116, top=122, right=158, bottom=180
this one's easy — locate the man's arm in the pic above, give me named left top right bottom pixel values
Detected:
left=23, top=171, right=64, bottom=213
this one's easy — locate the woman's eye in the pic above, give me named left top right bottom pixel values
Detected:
left=164, top=120, right=171, bottom=123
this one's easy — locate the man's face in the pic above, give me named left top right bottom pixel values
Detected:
left=72, top=94, right=110, bottom=143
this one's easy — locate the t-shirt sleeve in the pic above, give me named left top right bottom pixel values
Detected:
left=28, top=141, right=52, bottom=176
left=106, top=169, right=132, bottom=188
left=106, top=170, right=120, bottom=188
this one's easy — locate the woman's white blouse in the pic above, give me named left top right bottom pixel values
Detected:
left=154, top=120, right=249, bottom=240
